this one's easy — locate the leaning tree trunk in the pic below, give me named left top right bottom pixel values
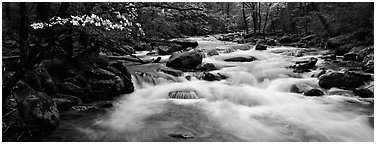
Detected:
left=316, top=13, right=333, bottom=36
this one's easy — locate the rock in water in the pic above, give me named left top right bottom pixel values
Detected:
left=279, top=35, right=293, bottom=43
left=304, top=89, right=325, bottom=96
left=170, top=38, right=199, bottom=48
left=166, top=50, right=203, bottom=70
left=292, top=57, right=318, bottom=69
left=206, top=49, right=219, bottom=56
left=318, top=72, right=366, bottom=89
left=223, top=56, right=257, bottom=62
left=19, top=92, right=60, bottom=131
left=353, top=88, right=374, bottom=98
left=343, top=53, right=357, bottom=61
left=255, top=44, right=267, bottom=50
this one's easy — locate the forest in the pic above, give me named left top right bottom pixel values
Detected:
left=2, top=2, right=374, bottom=142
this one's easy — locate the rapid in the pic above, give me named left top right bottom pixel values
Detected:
left=44, top=36, right=373, bottom=142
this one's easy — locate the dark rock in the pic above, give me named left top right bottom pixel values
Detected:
left=168, top=132, right=194, bottom=139
left=352, top=88, right=373, bottom=98
left=304, top=89, right=325, bottom=96
left=291, top=57, right=318, bottom=69
left=57, top=82, right=86, bottom=96
left=58, top=94, right=83, bottom=105
left=343, top=53, right=357, bottom=61
left=207, top=49, right=219, bottom=56
left=170, top=38, right=199, bottom=48
left=357, top=45, right=373, bottom=61
left=19, top=92, right=59, bottom=131
left=361, top=52, right=374, bottom=73
left=293, top=69, right=311, bottom=73
left=157, top=43, right=184, bottom=55
left=319, top=53, right=336, bottom=60
left=223, top=56, right=257, bottom=62
left=301, top=34, right=316, bottom=41
left=311, top=69, right=326, bottom=78
left=158, top=67, right=183, bottom=77
left=94, top=55, right=110, bottom=69
left=85, top=68, right=117, bottom=79
left=326, top=33, right=354, bottom=49
left=345, top=71, right=373, bottom=81
left=166, top=50, right=203, bottom=70
left=23, top=67, right=58, bottom=96
left=134, top=42, right=152, bottom=51
left=279, top=35, right=293, bottom=43
left=255, top=44, right=267, bottom=50
left=318, top=72, right=366, bottom=89
left=196, top=63, right=217, bottom=71
left=202, top=72, right=222, bottom=81
left=53, top=98, right=73, bottom=112
left=266, top=39, right=277, bottom=46
left=94, top=101, right=114, bottom=108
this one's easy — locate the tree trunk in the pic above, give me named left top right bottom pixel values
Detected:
left=263, top=3, right=271, bottom=34
left=258, top=2, right=262, bottom=34
left=242, top=2, right=248, bottom=34
left=251, top=2, right=257, bottom=35
left=316, top=13, right=333, bottom=36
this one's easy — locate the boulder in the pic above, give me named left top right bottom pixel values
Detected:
left=157, top=43, right=184, bottom=55
left=23, top=67, right=57, bottom=96
left=57, top=82, right=86, bottom=96
left=291, top=83, right=324, bottom=96
left=361, top=52, right=374, bottom=73
left=52, top=98, right=74, bottom=112
left=255, top=44, right=267, bottom=50
left=343, top=53, right=358, bottom=61
left=352, top=88, right=373, bottom=98
left=223, top=56, right=257, bottom=62
left=196, top=63, right=217, bottom=71
left=19, top=92, right=59, bottom=131
left=318, top=72, right=366, bottom=89
left=357, top=45, right=373, bottom=61
left=170, top=38, right=199, bottom=48
left=304, top=89, right=325, bottom=96
left=206, top=49, right=219, bottom=56
left=311, top=69, right=326, bottom=78
left=279, top=35, right=293, bottom=43
left=157, top=67, right=183, bottom=77
left=166, top=50, right=203, bottom=70
left=202, top=72, right=222, bottom=81
left=291, top=57, right=318, bottom=69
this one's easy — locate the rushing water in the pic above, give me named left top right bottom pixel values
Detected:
left=44, top=36, right=374, bottom=142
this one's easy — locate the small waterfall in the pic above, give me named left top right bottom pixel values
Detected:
left=132, top=72, right=179, bottom=89
left=168, top=90, right=199, bottom=99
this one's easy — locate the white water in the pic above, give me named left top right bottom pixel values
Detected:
left=70, top=37, right=373, bottom=142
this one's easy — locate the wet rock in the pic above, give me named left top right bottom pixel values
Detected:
left=85, top=68, right=117, bottom=79
left=318, top=72, right=366, bottom=89
left=311, top=69, right=326, bottom=78
left=53, top=98, right=73, bottom=112
left=357, top=45, right=373, bottom=61
left=223, top=56, right=257, bottom=62
left=291, top=57, right=318, bottom=69
left=196, top=63, right=217, bottom=71
left=202, top=72, right=222, bottom=81
left=361, top=52, right=374, bottom=73
left=206, top=49, right=219, bottom=56
left=166, top=50, right=203, bottom=70
left=343, top=53, right=357, bottom=61
left=345, top=71, right=373, bottom=81
left=19, top=92, right=59, bottom=131
left=158, top=67, right=183, bottom=77
left=170, top=38, right=199, bottom=48
left=58, top=94, right=83, bottom=105
left=255, top=44, right=267, bottom=50
left=319, top=53, right=336, bottom=60
left=168, top=132, right=194, bottom=139
left=94, top=101, right=114, bottom=108
left=157, top=43, right=184, bottom=55
left=279, top=35, right=293, bottom=43
left=352, top=88, right=373, bottom=98
left=304, top=89, right=325, bottom=96
left=94, top=55, right=110, bottom=69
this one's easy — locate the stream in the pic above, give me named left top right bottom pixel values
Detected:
left=44, top=36, right=374, bottom=142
